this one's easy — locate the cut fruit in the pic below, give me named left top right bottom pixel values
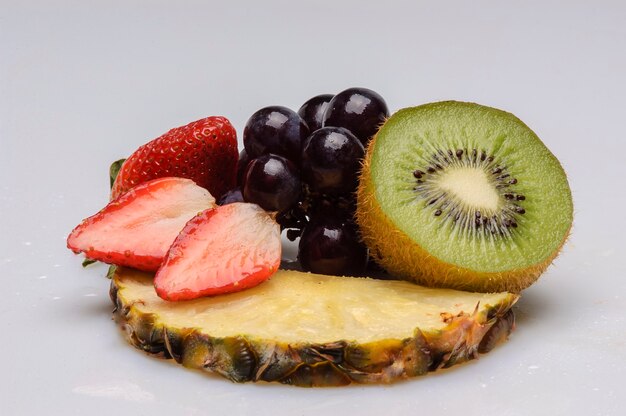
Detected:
left=357, top=101, right=573, bottom=292
left=154, top=203, right=281, bottom=301
left=111, top=267, right=518, bottom=386
left=67, top=177, right=216, bottom=271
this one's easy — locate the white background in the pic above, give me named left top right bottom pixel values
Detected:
left=2, top=1, right=625, bottom=415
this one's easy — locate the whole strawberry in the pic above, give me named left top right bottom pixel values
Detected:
left=111, top=116, right=238, bottom=200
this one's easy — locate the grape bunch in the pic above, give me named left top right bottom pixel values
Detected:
left=218, top=88, right=389, bottom=277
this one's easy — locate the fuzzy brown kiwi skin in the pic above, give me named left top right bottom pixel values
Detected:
left=356, top=105, right=571, bottom=294
left=110, top=268, right=518, bottom=387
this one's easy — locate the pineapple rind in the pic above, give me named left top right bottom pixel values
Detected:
left=110, top=267, right=518, bottom=387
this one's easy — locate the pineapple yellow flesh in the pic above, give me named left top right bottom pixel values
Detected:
left=112, top=266, right=518, bottom=386
left=117, top=268, right=515, bottom=344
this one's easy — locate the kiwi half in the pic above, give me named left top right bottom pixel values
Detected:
left=356, top=101, right=573, bottom=293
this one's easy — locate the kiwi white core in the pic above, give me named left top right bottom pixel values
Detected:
left=436, top=167, right=500, bottom=213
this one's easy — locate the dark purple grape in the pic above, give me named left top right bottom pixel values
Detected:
left=236, top=149, right=251, bottom=186
left=297, top=94, right=333, bottom=133
left=243, top=154, right=302, bottom=213
left=217, top=187, right=244, bottom=205
left=322, top=87, right=389, bottom=145
left=298, top=216, right=368, bottom=276
left=276, top=203, right=308, bottom=233
left=305, top=193, right=356, bottom=220
left=243, top=106, right=309, bottom=162
left=301, top=127, right=364, bottom=195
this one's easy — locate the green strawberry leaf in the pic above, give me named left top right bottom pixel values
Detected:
left=82, top=258, right=97, bottom=268
left=109, top=158, right=126, bottom=189
left=106, top=265, right=117, bottom=279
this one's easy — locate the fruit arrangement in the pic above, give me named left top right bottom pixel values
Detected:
left=66, top=88, right=573, bottom=386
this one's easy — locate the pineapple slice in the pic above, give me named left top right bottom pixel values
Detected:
left=111, top=267, right=518, bottom=386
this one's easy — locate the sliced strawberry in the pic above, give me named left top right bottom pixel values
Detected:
left=67, top=178, right=216, bottom=271
left=111, top=116, right=238, bottom=201
left=154, top=203, right=281, bottom=301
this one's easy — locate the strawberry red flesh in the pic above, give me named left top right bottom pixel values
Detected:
left=67, top=177, right=216, bottom=271
left=111, top=116, right=238, bottom=201
left=154, top=203, right=281, bottom=301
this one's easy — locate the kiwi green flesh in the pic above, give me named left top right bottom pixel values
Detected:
left=370, top=101, right=573, bottom=273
